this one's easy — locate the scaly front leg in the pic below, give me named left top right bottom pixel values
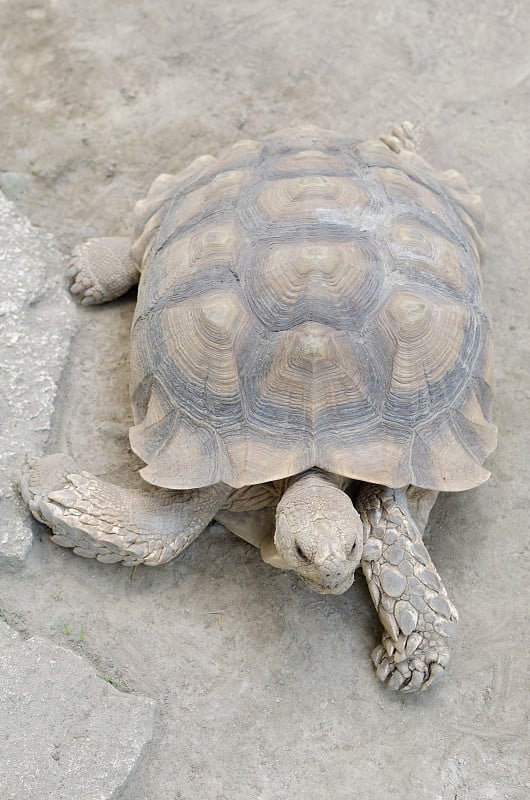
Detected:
left=357, top=485, right=458, bottom=692
left=19, top=453, right=230, bottom=566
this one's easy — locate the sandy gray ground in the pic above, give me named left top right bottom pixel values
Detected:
left=1, top=1, right=529, bottom=798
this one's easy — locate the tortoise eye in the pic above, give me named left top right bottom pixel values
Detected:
left=295, top=543, right=310, bottom=563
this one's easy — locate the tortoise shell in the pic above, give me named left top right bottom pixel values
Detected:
left=128, top=126, right=496, bottom=492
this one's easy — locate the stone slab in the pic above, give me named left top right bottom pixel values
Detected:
left=0, top=193, right=78, bottom=567
left=0, top=619, right=156, bottom=800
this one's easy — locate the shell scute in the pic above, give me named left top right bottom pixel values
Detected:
left=254, top=175, right=368, bottom=225
left=271, top=149, right=353, bottom=177
left=159, top=168, right=252, bottom=240
left=242, top=240, right=383, bottom=331
left=375, top=289, right=473, bottom=425
left=389, top=221, right=471, bottom=295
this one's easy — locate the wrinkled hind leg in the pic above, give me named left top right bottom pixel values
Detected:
left=67, top=236, right=139, bottom=305
left=380, top=121, right=423, bottom=153
left=19, top=453, right=230, bottom=566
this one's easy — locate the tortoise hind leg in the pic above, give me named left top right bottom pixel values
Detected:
left=19, top=453, right=230, bottom=566
left=67, top=236, right=139, bottom=305
left=380, top=121, right=423, bottom=153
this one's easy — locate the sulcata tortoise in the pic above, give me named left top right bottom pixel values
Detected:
left=20, top=124, right=497, bottom=692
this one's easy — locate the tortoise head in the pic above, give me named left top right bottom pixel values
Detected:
left=261, top=471, right=363, bottom=595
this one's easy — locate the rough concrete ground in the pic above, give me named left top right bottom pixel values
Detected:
left=1, top=1, right=529, bottom=798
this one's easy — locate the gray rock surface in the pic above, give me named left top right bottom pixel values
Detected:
left=0, top=193, right=77, bottom=567
left=0, top=172, right=29, bottom=201
left=0, top=619, right=155, bottom=800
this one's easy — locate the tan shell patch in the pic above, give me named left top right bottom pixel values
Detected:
left=389, top=222, right=468, bottom=293
left=165, top=169, right=252, bottom=234
left=257, top=323, right=369, bottom=417
left=154, top=223, right=241, bottom=298
left=218, top=138, right=265, bottom=171
left=255, top=175, right=367, bottom=223
left=272, top=149, right=352, bottom=176
left=244, top=240, right=382, bottom=330
left=379, top=290, right=468, bottom=390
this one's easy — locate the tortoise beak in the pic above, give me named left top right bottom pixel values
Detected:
left=300, top=571, right=356, bottom=595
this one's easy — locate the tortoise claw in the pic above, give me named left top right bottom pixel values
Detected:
left=372, top=631, right=451, bottom=692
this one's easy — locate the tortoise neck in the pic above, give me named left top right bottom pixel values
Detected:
left=286, top=468, right=348, bottom=492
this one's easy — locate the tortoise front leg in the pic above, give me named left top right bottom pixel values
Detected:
left=67, top=236, right=139, bottom=305
left=19, top=453, right=230, bottom=566
left=356, top=485, right=458, bottom=692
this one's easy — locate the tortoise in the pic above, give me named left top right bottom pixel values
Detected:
left=20, top=123, right=497, bottom=692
